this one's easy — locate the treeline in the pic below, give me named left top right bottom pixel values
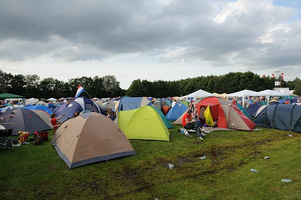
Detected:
left=0, top=70, right=125, bottom=99
left=1, top=70, right=301, bottom=99
left=126, top=71, right=301, bottom=97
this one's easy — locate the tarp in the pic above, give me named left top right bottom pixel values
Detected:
left=0, top=93, right=24, bottom=99
left=25, top=105, right=53, bottom=116
left=54, top=112, right=135, bottom=168
left=118, top=106, right=170, bottom=141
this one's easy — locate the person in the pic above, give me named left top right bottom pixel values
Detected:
left=74, top=111, right=80, bottom=117
left=108, top=110, right=116, bottom=121
left=51, top=113, right=65, bottom=134
left=182, top=109, right=204, bottom=140
left=171, top=99, right=177, bottom=107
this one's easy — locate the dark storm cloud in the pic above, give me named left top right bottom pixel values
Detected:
left=0, top=0, right=300, bottom=74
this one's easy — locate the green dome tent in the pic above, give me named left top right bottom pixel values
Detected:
left=118, top=106, right=170, bottom=141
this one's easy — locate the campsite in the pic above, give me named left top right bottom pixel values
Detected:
left=1, top=88, right=301, bottom=199
left=1, top=126, right=300, bottom=199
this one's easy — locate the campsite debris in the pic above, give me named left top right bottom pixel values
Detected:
left=288, top=134, right=293, bottom=137
left=199, top=156, right=206, bottom=160
left=250, top=169, right=259, bottom=172
left=281, top=179, right=292, bottom=182
left=264, top=156, right=269, bottom=159
left=168, top=163, right=175, bottom=170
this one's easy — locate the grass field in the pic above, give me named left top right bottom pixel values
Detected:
left=0, top=126, right=300, bottom=200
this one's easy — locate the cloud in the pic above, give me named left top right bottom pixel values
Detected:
left=0, top=0, right=301, bottom=89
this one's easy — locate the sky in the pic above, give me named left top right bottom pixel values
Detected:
left=0, top=0, right=301, bottom=89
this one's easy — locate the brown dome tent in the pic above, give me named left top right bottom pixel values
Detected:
left=53, top=112, right=135, bottom=168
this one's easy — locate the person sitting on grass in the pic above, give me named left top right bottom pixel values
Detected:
left=182, top=109, right=205, bottom=140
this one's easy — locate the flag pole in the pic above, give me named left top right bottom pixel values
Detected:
left=83, top=90, right=92, bottom=99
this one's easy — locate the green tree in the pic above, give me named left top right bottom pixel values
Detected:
left=9, top=74, right=26, bottom=96
left=102, top=75, right=121, bottom=97
left=127, top=79, right=144, bottom=97
left=293, top=85, right=301, bottom=96
left=24, top=74, right=40, bottom=97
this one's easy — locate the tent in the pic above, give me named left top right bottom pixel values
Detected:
left=195, top=96, right=256, bottom=131
left=53, top=112, right=135, bottom=168
left=0, top=108, right=53, bottom=135
left=246, top=102, right=262, bottom=118
left=254, top=104, right=301, bottom=132
left=256, top=89, right=288, bottom=103
left=0, top=105, right=14, bottom=114
left=152, top=106, right=173, bottom=129
left=166, top=103, right=188, bottom=121
left=57, top=97, right=105, bottom=122
left=153, top=100, right=163, bottom=113
left=118, top=106, right=170, bottom=141
left=183, top=89, right=214, bottom=100
left=0, top=93, right=24, bottom=99
left=227, top=89, right=259, bottom=108
left=25, top=98, right=39, bottom=105
left=254, top=105, right=267, bottom=119
left=117, top=97, right=151, bottom=111
left=25, top=105, right=53, bottom=116
left=236, top=102, right=252, bottom=119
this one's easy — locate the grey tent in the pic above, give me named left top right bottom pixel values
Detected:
left=0, top=108, right=52, bottom=135
left=254, top=104, right=301, bottom=132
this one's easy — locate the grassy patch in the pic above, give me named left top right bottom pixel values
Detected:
left=1, top=127, right=300, bottom=199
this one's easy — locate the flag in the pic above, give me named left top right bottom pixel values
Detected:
left=75, top=85, right=85, bottom=99
left=204, top=105, right=214, bottom=127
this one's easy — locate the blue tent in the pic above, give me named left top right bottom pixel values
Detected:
left=58, top=97, right=105, bottom=122
left=166, top=103, right=188, bottom=121
left=118, top=97, right=151, bottom=111
left=246, top=102, right=262, bottom=118
left=25, top=105, right=53, bottom=116
left=53, top=103, right=68, bottom=116
left=254, top=104, right=301, bottom=132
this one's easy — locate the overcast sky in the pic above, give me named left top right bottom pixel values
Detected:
left=0, top=0, right=301, bottom=89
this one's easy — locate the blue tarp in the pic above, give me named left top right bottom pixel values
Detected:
left=25, top=105, right=53, bottom=115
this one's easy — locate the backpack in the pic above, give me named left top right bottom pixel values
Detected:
left=33, top=134, right=43, bottom=145
left=34, top=131, right=49, bottom=141
left=17, top=131, right=29, bottom=144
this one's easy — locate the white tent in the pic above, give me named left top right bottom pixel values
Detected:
left=25, top=98, right=39, bottom=105
left=183, top=89, right=214, bottom=100
left=257, top=89, right=288, bottom=103
left=257, top=89, right=288, bottom=96
left=227, top=89, right=260, bottom=107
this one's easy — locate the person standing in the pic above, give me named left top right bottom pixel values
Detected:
left=51, top=114, right=65, bottom=134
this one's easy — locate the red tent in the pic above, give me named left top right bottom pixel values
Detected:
left=196, top=96, right=256, bottom=131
